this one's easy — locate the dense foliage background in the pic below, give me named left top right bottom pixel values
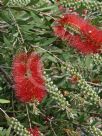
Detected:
left=0, top=0, right=102, bottom=135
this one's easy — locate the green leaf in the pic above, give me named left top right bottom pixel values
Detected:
left=0, top=87, right=3, bottom=91
left=85, top=55, right=92, bottom=67
left=43, top=53, right=57, bottom=63
left=3, top=36, right=11, bottom=46
left=0, top=128, right=3, bottom=136
left=0, top=99, right=10, bottom=104
left=0, top=131, right=3, bottom=136
left=40, top=37, right=57, bottom=46
left=3, top=0, right=9, bottom=5
left=30, top=0, right=40, bottom=4
left=30, top=12, right=41, bottom=23
left=37, top=5, right=57, bottom=11
left=6, top=127, right=11, bottom=136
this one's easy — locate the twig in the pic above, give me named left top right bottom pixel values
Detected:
left=40, top=12, right=56, bottom=20
left=0, top=108, right=9, bottom=119
left=11, top=91, right=15, bottom=117
left=8, top=9, right=24, bottom=44
left=87, top=81, right=102, bottom=88
left=49, top=120, right=57, bottom=136
left=26, top=104, right=32, bottom=129
left=90, top=112, right=102, bottom=118
left=31, top=45, right=65, bottom=65
left=0, top=66, right=15, bottom=116
left=0, top=66, right=12, bottom=85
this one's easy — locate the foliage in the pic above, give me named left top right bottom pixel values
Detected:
left=0, top=0, right=102, bottom=135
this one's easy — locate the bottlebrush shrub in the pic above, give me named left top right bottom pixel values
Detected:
left=12, top=52, right=47, bottom=103
left=53, top=13, right=102, bottom=54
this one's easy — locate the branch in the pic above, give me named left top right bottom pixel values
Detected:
left=87, top=81, right=102, bottom=88
left=0, top=107, right=9, bottom=119
left=0, top=66, right=12, bottom=86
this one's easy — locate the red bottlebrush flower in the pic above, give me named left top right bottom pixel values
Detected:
left=70, top=35, right=101, bottom=54
left=53, top=14, right=101, bottom=54
left=59, top=14, right=102, bottom=44
left=29, top=127, right=40, bottom=136
left=53, top=25, right=101, bottom=54
left=81, top=24, right=102, bottom=44
left=58, top=14, right=85, bottom=29
left=53, top=25, right=67, bottom=40
left=12, top=52, right=47, bottom=103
